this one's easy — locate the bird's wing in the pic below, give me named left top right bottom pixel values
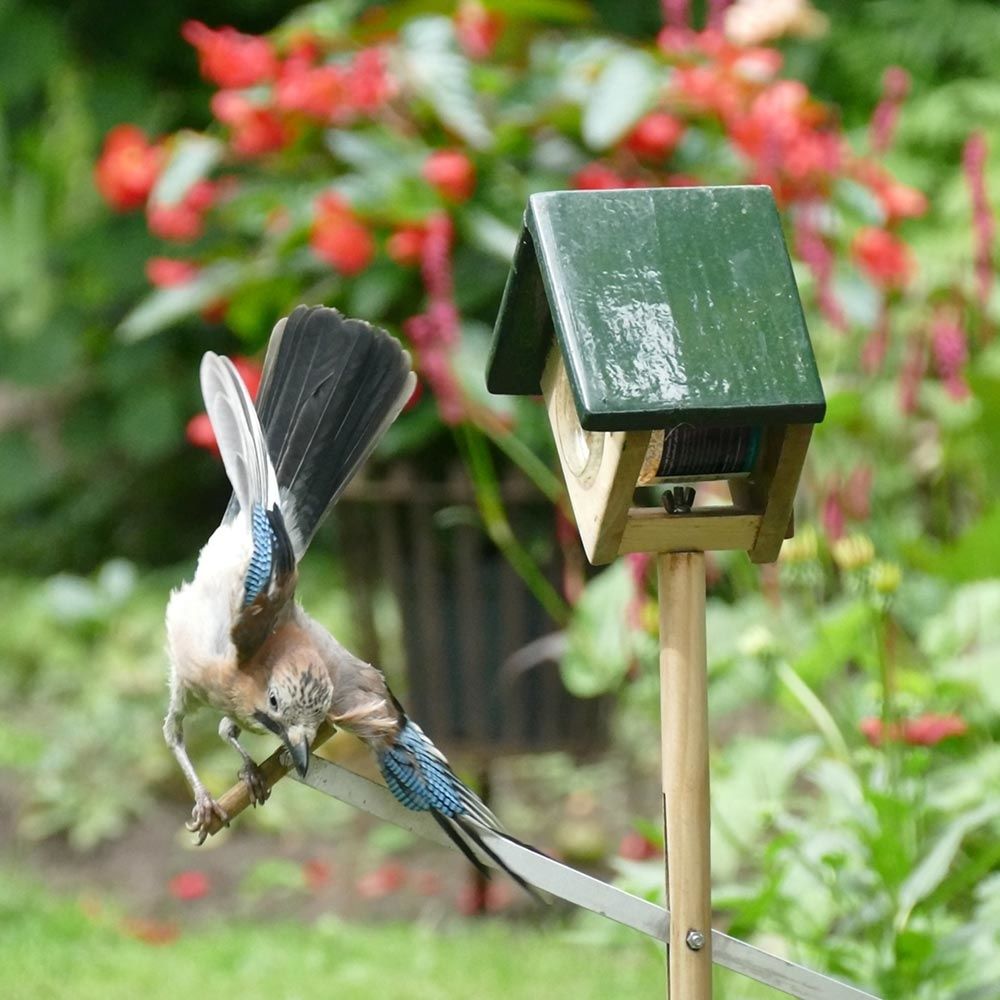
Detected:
left=201, top=352, right=298, bottom=662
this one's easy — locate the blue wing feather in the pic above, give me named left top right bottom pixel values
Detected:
left=378, top=721, right=463, bottom=817
left=243, top=504, right=274, bottom=605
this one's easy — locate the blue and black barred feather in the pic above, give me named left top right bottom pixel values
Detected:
left=377, top=721, right=463, bottom=816
left=377, top=716, right=544, bottom=901
left=243, top=503, right=296, bottom=606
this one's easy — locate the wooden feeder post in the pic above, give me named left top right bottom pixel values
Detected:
left=487, top=186, right=826, bottom=1000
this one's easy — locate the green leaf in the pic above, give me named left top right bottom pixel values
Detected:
left=463, top=208, right=520, bottom=262
left=792, top=598, right=878, bottom=685
left=149, top=132, right=223, bottom=207
left=399, top=18, right=493, bottom=150
left=483, top=0, right=592, bottom=22
left=896, top=801, right=1000, bottom=930
left=274, top=0, right=363, bottom=45
left=561, top=562, right=653, bottom=696
left=117, top=260, right=249, bottom=340
left=581, top=49, right=660, bottom=150
left=908, top=505, right=1000, bottom=583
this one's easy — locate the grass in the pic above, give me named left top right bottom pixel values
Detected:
left=0, top=871, right=664, bottom=1000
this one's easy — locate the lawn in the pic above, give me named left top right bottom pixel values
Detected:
left=0, top=870, right=666, bottom=1000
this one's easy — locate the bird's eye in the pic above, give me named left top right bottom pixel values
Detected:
left=268, top=691, right=279, bottom=710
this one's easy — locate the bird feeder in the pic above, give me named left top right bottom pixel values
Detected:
left=487, top=186, right=826, bottom=1000
left=488, top=185, right=825, bottom=566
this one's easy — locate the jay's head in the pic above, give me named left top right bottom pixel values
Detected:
left=252, top=653, right=334, bottom=777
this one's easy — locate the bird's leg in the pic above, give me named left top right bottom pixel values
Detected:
left=163, top=694, right=229, bottom=845
left=218, top=717, right=270, bottom=807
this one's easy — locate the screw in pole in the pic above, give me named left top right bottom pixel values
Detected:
left=686, top=928, right=706, bottom=952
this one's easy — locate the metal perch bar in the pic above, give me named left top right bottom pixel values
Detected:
left=198, top=750, right=879, bottom=1000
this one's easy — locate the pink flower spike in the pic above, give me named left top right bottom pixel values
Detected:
left=963, top=132, right=995, bottom=310
left=931, top=308, right=970, bottom=399
left=870, top=66, right=910, bottom=155
left=661, top=0, right=691, bottom=28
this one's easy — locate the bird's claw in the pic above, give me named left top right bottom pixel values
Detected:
left=186, top=790, right=229, bottom=845
left=239, top=761, right=270, bottom=807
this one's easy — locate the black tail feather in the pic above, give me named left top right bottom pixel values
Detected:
left=431, top=811, right=493, bottom=880
left=253, top=305, right=413, bottom=558
left=452, top=815, right=547, bottom=905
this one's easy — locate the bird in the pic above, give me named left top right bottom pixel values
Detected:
left=163, top=304, right=537, bottom=896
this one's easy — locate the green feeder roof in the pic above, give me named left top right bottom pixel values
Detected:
left=486, top=186, right=826, bottom=431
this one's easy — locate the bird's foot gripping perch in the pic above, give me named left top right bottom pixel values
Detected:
left=186, top=787, right=230, bottom=845
left=238, top=761, right=271, bottom=807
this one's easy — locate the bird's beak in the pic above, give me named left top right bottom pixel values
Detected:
left=283, top=727, right=312, bottom=778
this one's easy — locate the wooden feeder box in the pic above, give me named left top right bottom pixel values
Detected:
left=487, top=185, right=826, bottom=565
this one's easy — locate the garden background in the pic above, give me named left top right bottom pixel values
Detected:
left=2, top=1, right=1000, bottom=997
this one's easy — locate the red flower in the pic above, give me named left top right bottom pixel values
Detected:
left=851, top=227, right=914, bottom=289
left=168, top=870, right=210, bottom=901
left=412, top=868, right=444, bottom=896
left=147, top=180, right=218, bottom=243
left=210, top=91, right=292, bottom=156
left=356, top=861, right=407, bottom=899
left=423, top=150, right=476, bottom=203
left=186, top=412, right=218, bottom=455
left=345, top=48, right=396, bottom=113
left=310, top=192, right=375, bottom=275
left=881, top=181, right=928, bottom=222
left=618, top=830, right=660, bottom=861
left=455, top=2, right=505, bottom=59
left=903, top=714, right=968, bottom=746
left=387, top=225, right=427, bottom=266
left=275, top=56, right=346, bottom=121
left=672, top=65, right=742, bottom=121
left=145, top=257, right=198, bottom=287
left=571, top=163, right=625, bottom=190
left=302, top=858, right=333, bottom=891
left=94, top=125, right=164, bottom=212
left=181, top=21, right=278, bottom=89
left=624, top=112, right=685, bottom=161
left=230, top=356, right=263, bottom=399
left=187, top=356, right=261, bottom=455
left=860, top=714, right=968, bottom=747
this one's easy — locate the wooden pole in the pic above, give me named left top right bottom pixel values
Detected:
left=658, top=551, right=712, bottom=999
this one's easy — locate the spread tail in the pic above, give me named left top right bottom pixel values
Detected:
left=253, top=305, right=414, bottom=558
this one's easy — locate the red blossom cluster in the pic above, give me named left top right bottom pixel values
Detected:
left=310, top=192, right=375, bottom=276
left=860, top=713, right=968, bottom=748
left=95, top=9, right=996, bottom=446
left=455, top=1, right=506, bottom=59
left=94, top=125, right=164, bottom=212
left=189, top=21, right=395, bottom=151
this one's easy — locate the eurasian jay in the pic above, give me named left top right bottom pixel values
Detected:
left=164, top=305, right=534, bottom=893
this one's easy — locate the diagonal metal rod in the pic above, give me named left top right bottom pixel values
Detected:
left=289, top=755, right=880, bottom=1000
